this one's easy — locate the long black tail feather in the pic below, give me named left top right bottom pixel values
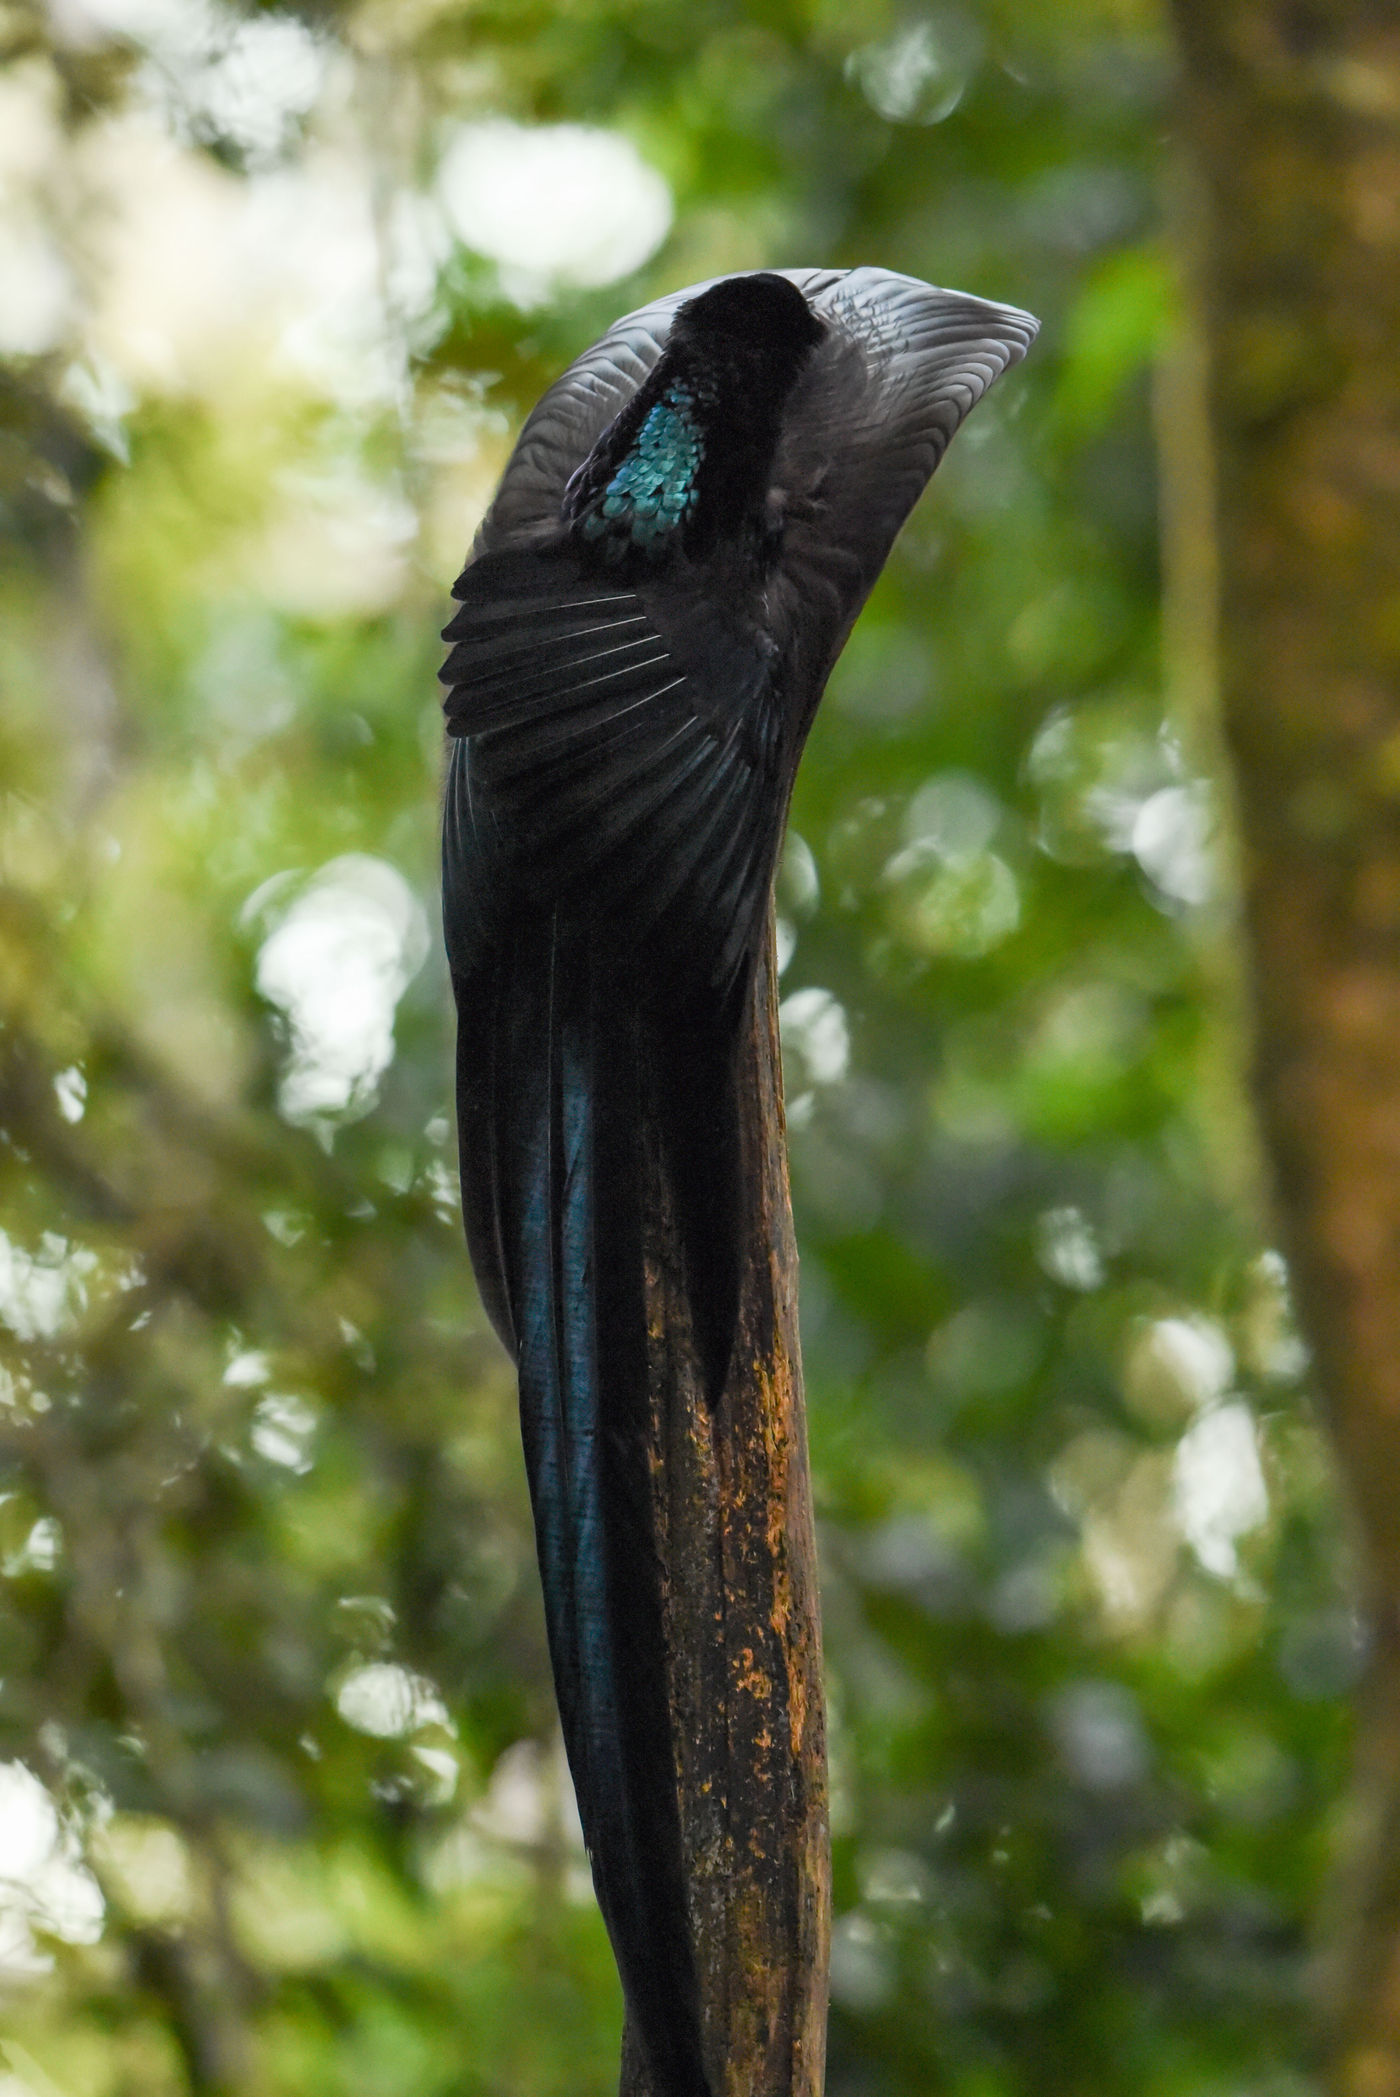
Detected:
left=478, top=910, right=715, bottom=2097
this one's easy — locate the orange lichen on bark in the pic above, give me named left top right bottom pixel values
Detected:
left=623, top=921, right=829, bottom=2096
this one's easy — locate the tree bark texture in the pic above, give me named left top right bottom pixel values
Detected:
left=621, top=918, right=830, bottom=2096
left=1168, top=6, right=1400, bottom=2090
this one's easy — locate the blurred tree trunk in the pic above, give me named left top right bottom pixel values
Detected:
left=622, top=922, right=830, bottom=2097
left=1167, top=5, right=1400, bottom=2090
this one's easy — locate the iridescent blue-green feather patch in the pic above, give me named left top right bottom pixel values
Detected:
left=579, top=385, right=704, bottom=555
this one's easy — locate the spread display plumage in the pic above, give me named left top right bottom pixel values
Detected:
left=441, top=267, right=1036, bottom=2096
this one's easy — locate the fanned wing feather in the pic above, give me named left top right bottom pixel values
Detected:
left=765, top=274, right=1038, bottom=718
left=442, top=545, right=783, bottom=994
left=463, top=269, right=1035, bottom=756
left=471, top=268, right=1035, bottom=561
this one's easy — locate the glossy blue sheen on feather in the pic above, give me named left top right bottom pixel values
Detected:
left=581, top=386, right=703, bottom=551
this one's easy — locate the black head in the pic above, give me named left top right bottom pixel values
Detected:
left=563, top=273, right=825, bottom=567
left=673, top=273, right=826, bottom=365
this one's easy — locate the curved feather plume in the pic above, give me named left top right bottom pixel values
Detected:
left=442, top=267, right=1036, bottom=2095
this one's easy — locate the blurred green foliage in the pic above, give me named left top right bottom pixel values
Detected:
left=0, top=2, right=1346, bottom=2093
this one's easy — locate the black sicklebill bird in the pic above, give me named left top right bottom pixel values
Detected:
left=441, top=268, right=1036, bottom=2095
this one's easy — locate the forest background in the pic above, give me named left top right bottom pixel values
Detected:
left=2, top=2, right=1395, bottom=2094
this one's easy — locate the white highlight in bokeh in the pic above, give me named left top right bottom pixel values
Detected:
left=438, top=120, right=672, bottom=298
left=1148, top=1316, right=1234, bottom=1406
left=1173, top=1401, right=1269, bottom=1579
left=0, top=1763, right=104, bottom=1977
left=80, top=119, right=446, bottom=405
left=0, top=59, right=72, bottom=355
left=1132, top=782, right=1216, bottom=908
left=251, top=1392, right=317, bottom=1472
left=335, top=1663, right=450, bottom=1740
left=0, top=225, right=72, bottom=356
left=252, top=855, right=428, bottom=1127
left=845, top=13, right=983, bottom=126
left=0, top=1232, right=99, bottom=1343
left=780, top=987, right=851, bottom=1087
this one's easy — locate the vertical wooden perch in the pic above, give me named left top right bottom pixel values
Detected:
left=621, top=915, right=830, bottom=2097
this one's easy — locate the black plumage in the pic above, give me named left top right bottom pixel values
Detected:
left=441, top=267, right=1036, bottom=2095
